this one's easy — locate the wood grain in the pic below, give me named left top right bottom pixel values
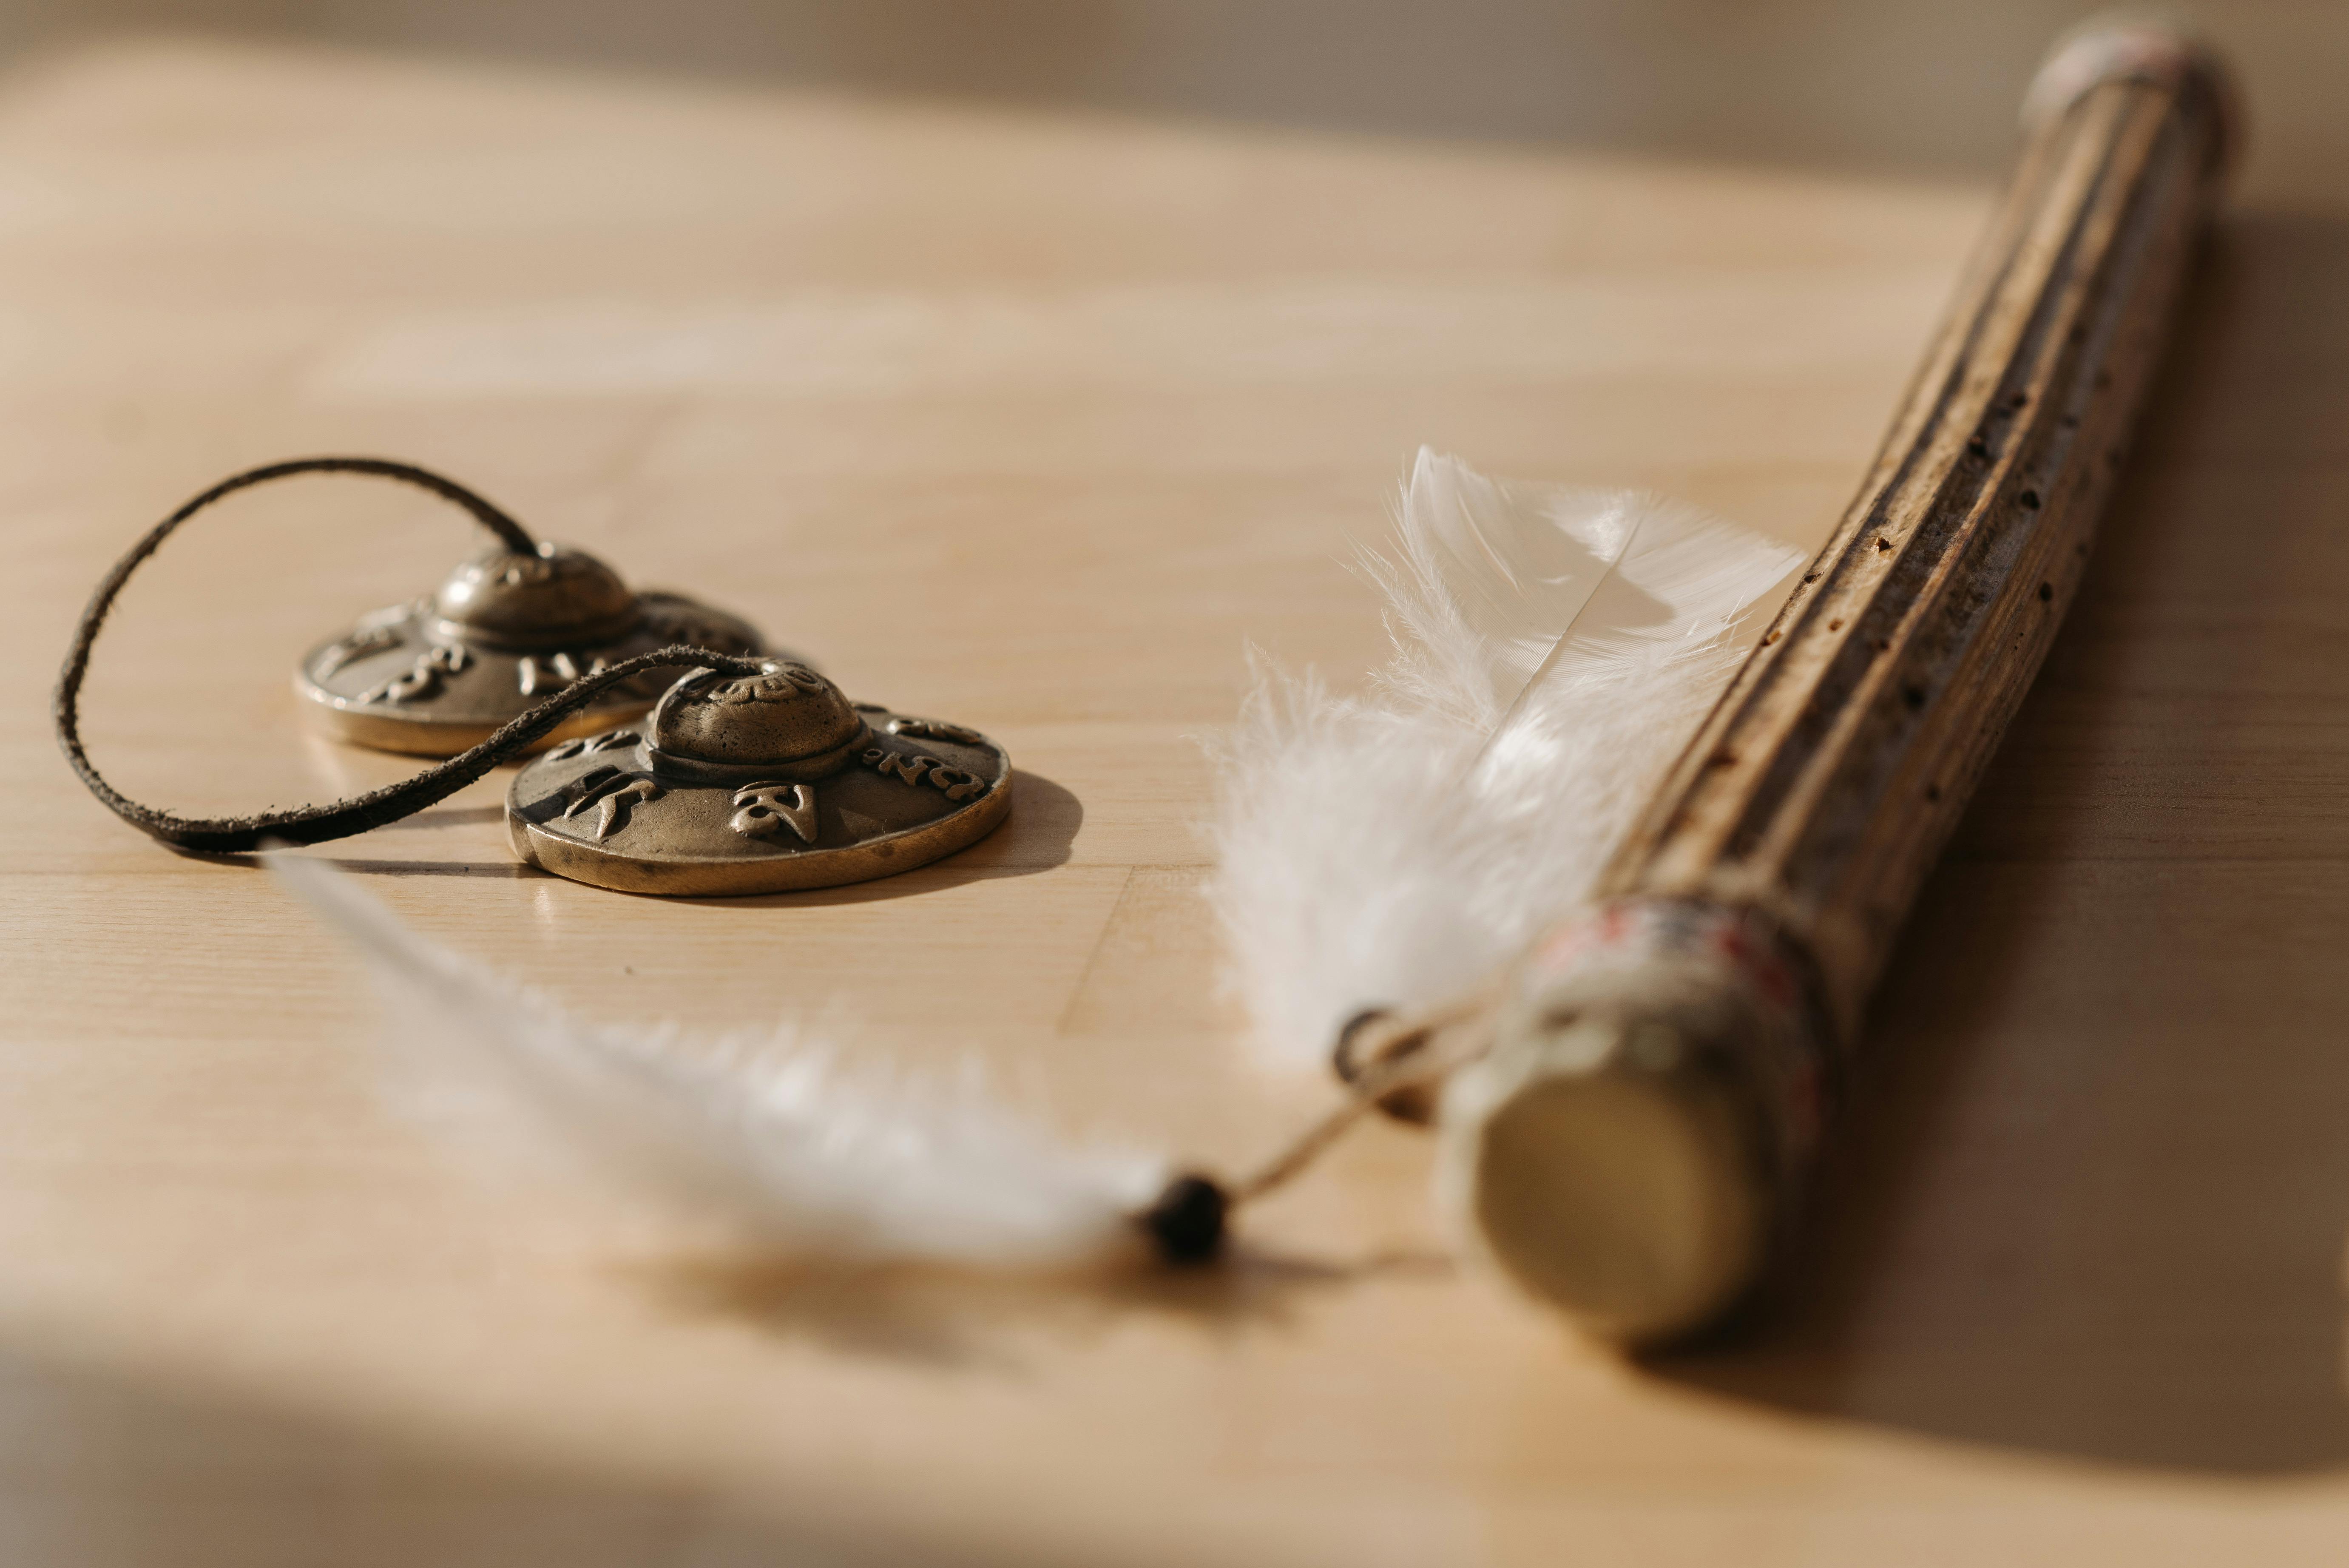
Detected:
left=0, top=31, right=2345, bottom=1568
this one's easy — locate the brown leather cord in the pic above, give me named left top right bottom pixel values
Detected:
left=53, top=457, right=768, bottom=854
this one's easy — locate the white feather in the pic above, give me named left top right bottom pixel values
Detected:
left=270, top=853, right=1169, bottom=1268
left=1209, top=449, right=1803, bottom=1069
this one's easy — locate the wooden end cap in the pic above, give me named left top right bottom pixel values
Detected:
left=1439, top=1028, right=1772, bottom=1347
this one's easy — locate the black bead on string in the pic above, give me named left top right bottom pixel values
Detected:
left=1139, top=1173, right=1228, bottom=1265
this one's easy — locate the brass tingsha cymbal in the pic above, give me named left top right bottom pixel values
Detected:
left=507, top=660, right=1012, bottom=895
left=294, top=541, right=768, bottom=757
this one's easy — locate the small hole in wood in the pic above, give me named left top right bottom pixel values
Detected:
left=1926, top=784, right=1943, bottom=803
left=2008, top=391, right=2029, bottom=409
left=2039, top=582, right=2054, bottom=602
left=1827, top=618, right=1844, bottom=632
left=1875, top=536, right=1893, bottom=552
left=1803, top=572, right=1820, bottom=585
left=1966, top=437, right=1990, bottom=459
left=1904, top=684, right=1926, bottom=709
left=2020, top=489, right=2041, bottom=509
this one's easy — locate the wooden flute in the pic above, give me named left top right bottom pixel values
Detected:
left=1394, top=22, right=2239, bottom=1344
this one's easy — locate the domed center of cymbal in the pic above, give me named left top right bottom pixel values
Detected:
left=432, top=543, right=641, bottom=647
left=647, top=661, right=870, bottom=779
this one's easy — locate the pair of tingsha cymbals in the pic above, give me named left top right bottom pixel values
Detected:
left=295, top=534, right=1009, bottom=896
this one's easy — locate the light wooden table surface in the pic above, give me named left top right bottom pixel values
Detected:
left=5, top=35, right=2347, bottom=1567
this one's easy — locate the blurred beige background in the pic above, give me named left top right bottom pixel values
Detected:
left=0, top=0, right=2338, bottom=201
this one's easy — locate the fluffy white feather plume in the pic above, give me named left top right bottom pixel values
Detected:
left=271, top=852, right=1170, bottom=1268
left=1210, top=448, right=1804, bottom=1070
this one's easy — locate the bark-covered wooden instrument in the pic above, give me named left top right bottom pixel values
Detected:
left=1415, top=21, right=2238, bottom=1344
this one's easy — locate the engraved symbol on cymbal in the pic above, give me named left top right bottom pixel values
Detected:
left=707, top=665, right=828, bottom=705
left=314, top=622, right=403, bottom=678
left=545, top=729, right=640, bottom=762
left=861, top=747, right=989, bottom=802
left=356, top=640, right=472, bottom=705
left=730, top=782, right=819, bottom=844
left=517, top=649, right=609, bottom=697
left=561, top=765, right=660, bottom=841
left=887, top=716, right=984, bottom=746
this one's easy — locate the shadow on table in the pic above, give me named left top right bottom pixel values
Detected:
left=1654, top=210, right=2349, bottom=1474
left=171, top=772, right=1079, bottom=892
left=641, top=1246, right=1451, bottom=1370
left=0, top=1343, right=1006, bottom=1568
left=0, top=1253, right=1455, bottom=1566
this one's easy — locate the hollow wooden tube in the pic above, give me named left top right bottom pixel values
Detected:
left=1432, top=24, right=2237, bottom=1345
